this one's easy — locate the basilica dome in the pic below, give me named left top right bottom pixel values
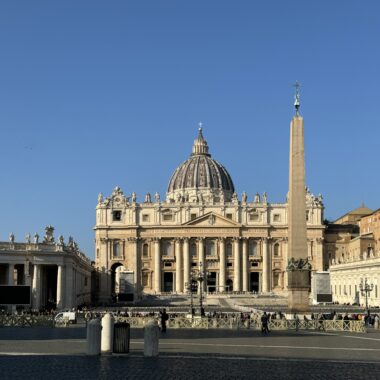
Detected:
left=167, top=128, right=235, bottom=203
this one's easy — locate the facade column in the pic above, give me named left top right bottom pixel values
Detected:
left=198, top=238, right=204, bottom=267
left=233, top=238, right=241, bottom=291
left=56, top=265, right=65, bottom=310
left=219, top=238, right=226, bottom=292
left=175, top=239, right=183, bottom=293
left=198, top=238, right=205, bottom=293
left=183, top=238, right=190, bottom=291
left=32, top=264, right=41, bottom=310
left=8, top=264, right=14, bottom=285
left=242, top=238, right=248, bottom=292
left=154, top=238, right=161, bottom=293
left=262, top=238, right=269, bottom=293
left=129, top=237, right=140, bottom=298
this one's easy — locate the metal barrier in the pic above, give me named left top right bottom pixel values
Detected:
left=113, top=316, right=366, bottom=333
left=0, top=314, right=55, bottom=327
left=0, top=314, right=365, bottom=333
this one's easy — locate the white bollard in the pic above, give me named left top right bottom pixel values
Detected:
left=144, top=319, right=160, bottom=357
left=87, top=319, right=102, bottom=355
left=101, top=313, right=114, bottom=355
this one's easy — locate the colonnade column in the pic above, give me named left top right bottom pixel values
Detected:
left=154, top=238, right=161, bottom=293
left=8, top=264, right=14, bottom=285
left=24, top=261, right=31, bottom=286
left=233, top=238, right=241, bottom=292
left=175, top=239, right=183, bottom=293
left=262, top=238, right=270, bottom=293
left=183, top=238, right=190, bottom=291
left=242, top=238, right=248, bottom=292
left=65, top=264, right=73, bottom=309
left=219, top=238, right=226, bottom=292
left=32, top=264, right=41, bottom=310
left=56, top=265, right=65, bottom=310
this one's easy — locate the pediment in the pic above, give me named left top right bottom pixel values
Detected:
left=183, top=212, right=241, bottom=227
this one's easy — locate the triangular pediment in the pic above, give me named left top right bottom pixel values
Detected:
left=183, top=212, right=241, bottom=227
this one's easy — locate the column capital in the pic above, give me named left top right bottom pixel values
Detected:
left=218, top=237, right=225, bottom=243
left=197, top=237, right=205, bottom=242
left=232, top=237, right=241, bottom=242
left=174, top=238, right=182, bottom=243
left=152, top=237, right=161, bottom=243
left=127, top=237, right=139, bottom=243
left=183, top=237, right=190, bottom=243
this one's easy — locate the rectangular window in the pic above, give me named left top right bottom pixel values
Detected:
left=191, top=262, right=197, bottom=267
left=113, top=211, right=122, bottom=221
left=227, top=262, right=232, bottom=267
left=113, top=242, right=121, bottom=258
left=226, top=214, right=233, bottom=220
left=191, top=213, right=197, bottom=220
left=163, top=214, right=173, bottom=221
left=273, top=214, right=280, bottom=222
left=142, top=214, right=150, bottom=222
left=251, top=262, right=258, bottom=267
left=164, top=262, right=172, bottom=267
left=142, top=273, right=149, bottom=287
left=249, top=213, right=259, bottom=221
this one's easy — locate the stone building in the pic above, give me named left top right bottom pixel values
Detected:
left=328, top=206, right=380, bottom=307
left=0, top=226, right=93, bottom=311
left=95, top=128, right=325, bottom=303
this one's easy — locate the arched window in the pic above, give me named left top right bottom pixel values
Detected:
left=113, top=241, right=121, bottom=258
left=162, top=241, right=173, bottom=256
left=226, top=242, right=233, bottom=257
left=273, top=243, right=280, bottom=257
left=249, top=240, right=257, bottom=256
left=206, top=240, right=215, bottom=256
left=190, top=242, right=197, bottom=257
left=142, top=243, right=149, bottom=258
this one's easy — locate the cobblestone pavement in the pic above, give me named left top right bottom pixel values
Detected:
left=1, top=327, right=380, bottom=379
left=1, top=354, right=380, bottom=380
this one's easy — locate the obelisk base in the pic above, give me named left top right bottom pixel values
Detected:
left=288, top=270, right=310, bottom=313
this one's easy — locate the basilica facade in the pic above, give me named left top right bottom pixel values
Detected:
left=95, top=128, right=325, bottom=303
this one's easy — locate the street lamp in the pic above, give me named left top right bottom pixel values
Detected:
left=359, top=278, right=374, bottom=316
left=190, top=262, right=209, bottom=317
left=185, top=280, right=196, bottom=316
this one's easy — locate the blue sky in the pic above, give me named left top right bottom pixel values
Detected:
left=1, top=1, right=379, bottom=258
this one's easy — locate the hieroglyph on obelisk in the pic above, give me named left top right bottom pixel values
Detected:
left=287, top=82, right=311, bottom=312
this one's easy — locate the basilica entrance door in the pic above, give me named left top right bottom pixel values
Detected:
left=207, top=272, right=217, bottom=292
left=249, top=272, right=259, bottom=292
left=163, top=272, right=174, bottom=292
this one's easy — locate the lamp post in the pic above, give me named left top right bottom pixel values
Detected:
left=185, top=281, right=195, bottom=317
left=359, top=278, right=374, bottom=317
left=190, top=262, right=209, bottom=317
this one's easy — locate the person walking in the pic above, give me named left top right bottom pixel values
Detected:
left=261, top=312, right=269, bottom=335
left=160, top=309, right=169, bottom=333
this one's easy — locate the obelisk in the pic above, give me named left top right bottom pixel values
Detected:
left=287, top=82, right=311, bottom=312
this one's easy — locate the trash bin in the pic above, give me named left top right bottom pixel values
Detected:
left=113, top=322, right=130, bottom=353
